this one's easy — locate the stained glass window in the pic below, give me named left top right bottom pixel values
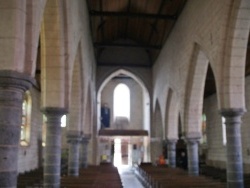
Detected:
left=20, top=91, right=31, bottom=146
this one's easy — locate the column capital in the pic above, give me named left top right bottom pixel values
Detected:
left=81, top=134, right=91, bottom=143
left=185, top=132, right=201, bottom=143
left=185, top=137, right=200, bottom=145
left=67, top=130, right=82, bottom=144
left=220, top=108, right=245, bottom=117
left=166, top=138, right=178, bottom=144
left=0, top=70, right=34, bottom=91
left=41, top=107, right=68, bottom=116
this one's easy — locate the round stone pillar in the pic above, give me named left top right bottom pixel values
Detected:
left=67, top=131, right=81, bottom=176
left=221, top=108, right=245, bottom=188
left=186, top=138, right=199, bottom=176
left=80, top=136, right=90, bottom=168
left=0, top=71, right=33, bottom=188
left=42, top=107, right=67, bottom=188
left=167, top=139, right=177, bottom=168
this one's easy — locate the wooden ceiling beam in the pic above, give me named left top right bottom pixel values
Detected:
left=99, top=0, right=105, bottom=40
left=94, top=42, right=162, bottom=50
left=147, top=0, right=167, bottom=43
left=97, top=62, right=152, bottom=67
left=124, top=0, right=131, bottom=38
left=89, top=10, right=177, bottom=20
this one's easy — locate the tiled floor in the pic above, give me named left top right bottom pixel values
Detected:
left=118, top=166, right=144, bottom=188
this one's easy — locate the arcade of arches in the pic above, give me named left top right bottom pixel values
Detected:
left=0, top=0, right=250, bottom=188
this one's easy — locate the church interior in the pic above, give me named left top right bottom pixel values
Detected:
left=0, top=0, right=250, bottom=187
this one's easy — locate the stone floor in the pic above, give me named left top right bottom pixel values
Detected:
left=118, top=165, right=144, bottom=188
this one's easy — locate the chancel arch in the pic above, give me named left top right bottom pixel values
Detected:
left=97, top=69, right=150, bottom=131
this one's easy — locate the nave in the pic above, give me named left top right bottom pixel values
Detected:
left=118, top=165, right=144, bottom=188
left=19, top=162, right=250, bottom=188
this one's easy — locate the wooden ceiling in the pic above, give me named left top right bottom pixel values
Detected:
left=87, top=0, right=187, bottom=67
left=86, top=1, right=250, bottom=99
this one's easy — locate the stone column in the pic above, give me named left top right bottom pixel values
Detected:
left=221, top=108, right=245, bottom=188
left=0, top=71, right=33, bottom=188
left=42, top=107, right=67, bottom=188
left=186, top=137, right=200, bottom=176
left=167, top=139, right=177, bottom=168
left=67, top=131, right=81, bottom=176
left=80, top=136, right=90, bottom=168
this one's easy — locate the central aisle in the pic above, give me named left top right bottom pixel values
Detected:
left=118, top=165, right=144, bottom=188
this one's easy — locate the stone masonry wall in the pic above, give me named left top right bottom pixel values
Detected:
left=153, top=0, right=232, bottom=133
left=101, top=78, right=143, bottom=130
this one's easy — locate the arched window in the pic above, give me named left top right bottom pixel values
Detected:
left=201, top=113, right=207, bottom=144
left=222, top=117, right=227, bottom=145
left=113, top=83, right=130, bottom=120
left=21, top=91, right=32, bottom=146
left=61, top=115, right=67, bottom=127
left=42, top=115, right=47, bottom=147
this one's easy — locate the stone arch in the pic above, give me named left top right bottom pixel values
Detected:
left=221, top=0, right=250, bottom=109
left=178, top=112, right=184, bottom=138
left=97, top=67, right=150, bottom=94
left=165, top=88, right=179, bottom=140
left=83, top=83, right=94, bottom=165
left=83, top=83, right=93, bottom=135
left=152, top=99, right=164, bottom=138
left=24, top=0, right=47, bottom=76
left=40, top=0, right=67, bottom=108
left=97, top=68, right=150, bottom=131
left=0, top=1, right=42, bottom=74
left=67, top=44, right=83, bottom=131
left=184, top=44, right=211, bottom=138
left=90, top=83, right=98, bottom=165
left=151, top=99, right=163, bottom=162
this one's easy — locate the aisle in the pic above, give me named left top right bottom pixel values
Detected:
left=118, top=165, right=144, bottom=188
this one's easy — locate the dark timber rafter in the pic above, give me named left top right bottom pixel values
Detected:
left=99, top=0, right=105, bottom=41
left=89, top=10, right=177, bottom=20
left=124, top=0, right=131, bottom=39
left=97, top=62, right=152, bottom=67
left=94, top=42, right=162, bottom=50
left=147, top=0, right=167, bottom=44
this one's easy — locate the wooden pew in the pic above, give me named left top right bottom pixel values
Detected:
left=61, top=164, right=122, bottom=188
left=136, top=164, right=227, bottom=188
left=17, top=164, right=123, bottom=187
left=200, top=164, right=250, bottom=188
left=17, top=167, right=43, bottom=187
left=200, top=165, right=226, bottom=182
